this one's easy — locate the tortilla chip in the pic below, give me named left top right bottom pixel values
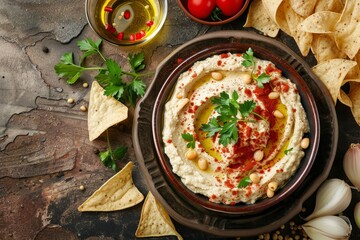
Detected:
left=135, top=192, right=183, bottom=239
left=78, top=161, right=144, bottom=211
left=312, top=59, right=357, bottom=103
left=244, top=0, right=280, bottom=37
left=289, top=0, right=316, bottom=17
left=338, top=89, right=353, bottom=107
left=262, top=0, right=291, bottom=35
left=299, top=11, right=341, bottom=33
left=349, top=83, right=360, bottom=125
left=311, top=34, right=347, bottom=62
left=88, top=81, right=128, bottom=141
left=283, top=0, right=313, bottom=56
left=334, top=0, right=360, bottom=59
left=315, top=0, right=344, bottom=13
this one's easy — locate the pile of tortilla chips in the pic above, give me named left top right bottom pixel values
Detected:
left=244, top=0, right=360, bottom=126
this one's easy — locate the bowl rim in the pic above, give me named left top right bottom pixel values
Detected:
left=132, top=31, right=338, bottom=236
left=176, top=0, right=251, bottom=25
left=151, top=39, right=320, bottom=214
left=84, top=0, right=168, bottom=46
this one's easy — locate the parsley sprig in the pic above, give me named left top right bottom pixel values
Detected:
left=200, top=91, right=268, bottom=146
left=237, top=176, right=251, bottom=188
left=242, top=48, right=271, bottom=88
left=99, top=131, right=128, bottom=172
left=54, top=38, right=147, bottom=106
left=181, top=133, right=196, bottom=149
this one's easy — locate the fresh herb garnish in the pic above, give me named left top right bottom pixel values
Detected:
left=200, top=91, right=268, bottom=146
left=284, top=148, right=293, bottom=155
left=241, top=48, right=271, bottom=89
left=54, top=38, right=147, bottom=106
left=210, top=7, right=222, bottom=21
left=181, top=133, right=196, bottom=149
left=238, top=176, right=251, bottom=188
left=99, top=131, right=128, bottom=171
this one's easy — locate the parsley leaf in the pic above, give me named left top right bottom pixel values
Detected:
left=54, top=37, right=148, bottom=107
left=284, top=148, right=293, bottom=155
left=181, top=133, right=196, bottom=149
left=241, top=48, right=255, bottom=67
left=129, top=52, right=145, bottom=73
left=219, top=121, right=238, bottom=146
left=201, top=118, right=222, bottom=138
left=77, top=38, right=103, bottom=64
left=54, top=52, right=84, bottom=84
left=239, top=100, right=256, bottom=119
left=255, top=73, right=271, bottom=88
left=99, top=146, right=127, bottom=172
left=238, top=176, right=251, bottom=188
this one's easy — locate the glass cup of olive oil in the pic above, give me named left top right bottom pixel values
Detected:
left=86, top=0, right=168, bottom=46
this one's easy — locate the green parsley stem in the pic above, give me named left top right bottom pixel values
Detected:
left=252, top=112, right=269, bottom=125
left=106, top=130, right=114, bottom=159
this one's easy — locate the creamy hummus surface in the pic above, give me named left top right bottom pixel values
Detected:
left=162, top=52, right=309, bottom=205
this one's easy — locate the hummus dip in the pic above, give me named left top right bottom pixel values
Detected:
left=162, top=52, right=309, bottom=205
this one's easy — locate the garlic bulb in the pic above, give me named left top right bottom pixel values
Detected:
left=343, top=143, right=360, bottom=190
left=302, top=215, right=352, bottom=240
left=305, top=178, right=351, bottom=221
left=355, top=202, right=360, bottom=229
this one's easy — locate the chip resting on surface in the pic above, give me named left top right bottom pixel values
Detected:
left=262, top=0, right=291, bottom=36
left=349, top=83, right=360, bottom=125
left=299, top=11, right=341, bottom=34
left=88, top=81, right=128, bottom=141
left=244, top=0, right=280, bottom=37
left=312, top=59, right=357, bottom=103
left=78, top=161, right=144, bottom=211
left=314, top=0, right=344, bottom=12
left=311, top=34, right=346, bottom=62
left=334, top=0, right=360, bottom=59
left=289, top=0, right=316, bottom=17
left=135, top=192, right=183, bottom=239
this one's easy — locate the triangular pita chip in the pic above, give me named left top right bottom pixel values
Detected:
left=244, top=0, right=280, bottom=37
left=135, top=192, right=183, bottom=240
left=78, top=161, right=144, bottom=211
left=88, top=81, right=128, bottom=141
left=312, top=59, right=357, bottom=103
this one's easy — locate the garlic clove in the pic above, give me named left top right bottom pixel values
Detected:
left=355, top=201, right=360, bottom=229
left=343, top=143, right=360, bottom=190
left=302, top=215, right=352, bottom=240
left=304, top=178, right=352, bottom=221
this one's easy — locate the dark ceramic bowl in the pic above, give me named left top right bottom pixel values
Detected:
left=151, top=35, right=320, bottom=215
left=133, top=31, right=337, bottom=236
left=177, top=0, right=250, bottom=25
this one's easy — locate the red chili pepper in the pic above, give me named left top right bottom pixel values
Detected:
left=146, top=20, right=154, bottom=27
left=105, top=23, right=116, bottom=33
left=104, top=6, right=113, bottom=12
left=130, top=34, right=135, bottom=41
left=176, top=58, right=184, bottom=64
left=124, top=10, right=131, bottom=19
left=139, top=30, right=146, bottom=37
left=117, top=32, right=124, bottom=40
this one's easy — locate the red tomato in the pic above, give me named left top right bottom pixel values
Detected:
left=216, top=0, right=244, bottom=17
left=188, top=0, right=216, bottom=19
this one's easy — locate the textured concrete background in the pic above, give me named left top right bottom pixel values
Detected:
left=0, top=0, right=359, bottom=239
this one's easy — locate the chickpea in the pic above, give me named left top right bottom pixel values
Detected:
left=268, top=181, right=278, bottom=191
left=79, top=185, right=85, bottom=191
left=67, top=98, right=74, bottom=104
left=80, top=105, right=87, bottom=112
left=254, top=150, right=264, bottom=161
left=185, top=149, right=198, bottom=160
left=268, top=91, right=280, bottom=99
left=267, top=188, right=275, bottom=198
left=249, top=173, right=260, bottom=184
left=176, top=93, right=183, bottom=99
left=198, top=158, right=208, bottom=170
left=241, top=73, right=252, bottom=84
left=211, top=71, right=223, bottom=81
left=273, top=110, right=284, bottom=118
left=83, top=82, right=89, bottom=88
left=300, top=137, right=310, bottom=149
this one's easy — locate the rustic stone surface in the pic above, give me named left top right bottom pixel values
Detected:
left=0, top=0, right=359, bottom=240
